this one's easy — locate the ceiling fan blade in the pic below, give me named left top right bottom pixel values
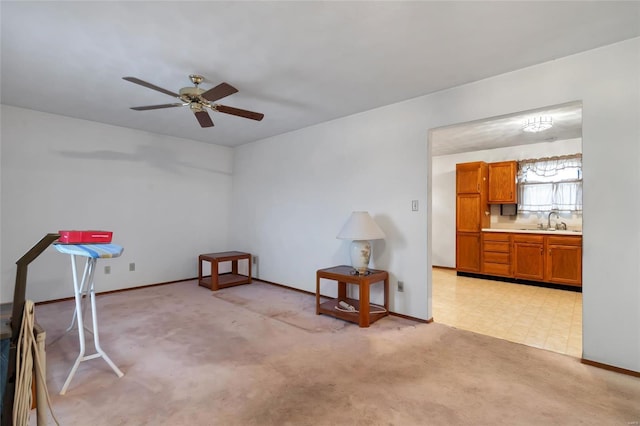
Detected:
left=122, top=76, right=180, bottom=98
left=201, top=82, right=238, bottom=102
left=195, top=110, right=214, bottom=128
left=215, top=104, right=264, bottom=121
left=130, top=103, right=185, bottom=111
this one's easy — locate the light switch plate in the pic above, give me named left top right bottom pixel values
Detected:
left=411, top=200, right=419, bottom=211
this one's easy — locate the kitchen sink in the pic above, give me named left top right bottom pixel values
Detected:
left=516, top=228, right=582, bottom=233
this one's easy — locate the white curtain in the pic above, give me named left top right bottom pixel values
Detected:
left=517, top=155, right=582, bottom=212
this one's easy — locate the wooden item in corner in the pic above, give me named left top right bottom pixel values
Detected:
left=198, top=251, right=252, bottom=290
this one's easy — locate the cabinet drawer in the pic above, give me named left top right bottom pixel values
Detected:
left=483, top=241, right=510, bottom=253
left=547, top=236, right=582, bottom=246
left=483, top=262, right=511, bottom=276
left=513, top=235, right=544, bottom=244
left=483, top=251, right=510, bottom=264
left=483, top=233, right=510, bottom=242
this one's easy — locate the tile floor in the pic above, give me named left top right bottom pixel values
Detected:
left=432, top=267, right=582, bottom=358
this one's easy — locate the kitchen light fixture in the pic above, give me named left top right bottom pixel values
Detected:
left=523, top=115, right=553, bottom=132
left=336, top=211, right=385, bottom=275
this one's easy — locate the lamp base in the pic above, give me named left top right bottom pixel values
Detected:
left=350, top=240, right=371, bottom=275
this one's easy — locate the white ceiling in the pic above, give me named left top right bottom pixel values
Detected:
left=431, top=101, right=583, bottom=157
left=1, top=2, right=638, bottom=148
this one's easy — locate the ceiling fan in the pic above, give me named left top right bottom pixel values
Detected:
left=123, top=74, right=264, bottom=128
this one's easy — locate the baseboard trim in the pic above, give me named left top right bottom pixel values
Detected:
left=456, top=271, right=582, bottom=293
left=34, top=277, right=196, bottom=306
left=253, top=278, right=429, bottom=324
left=432, top=265, right=456, bottom=271
left=581, top=358, right=640, bottom=378
left=389, top=312, right=433, bottom=323
left=252, top=278, right=314, bottom=296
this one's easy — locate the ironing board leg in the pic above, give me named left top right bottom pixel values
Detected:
left=89, top=275, right=123, bottom=378
left=60, top=255, right=87, bottom=395
left=66, top=258, right=91, bottom=333
left=60, top=256, right=123, bottom=395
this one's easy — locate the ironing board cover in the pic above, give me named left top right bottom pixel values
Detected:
left=53, top=243, right=123, bottom=258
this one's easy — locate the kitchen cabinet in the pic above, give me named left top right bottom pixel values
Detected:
left=456, top=162, right=489, bottom=273
left=456, top=161, right=486, bottom=194
left=488, top=161, right=518, bottom=204
left=456, top=194, right=482, bottom=232
left=480, top=232, right=582, bottom=287
left=512, top=234, right=545, bottom=281
left=482, top=232, right=511, bottom=277
left=546, top=236, right=582, bottom=286
left=456, top=232, right=481, bottom=272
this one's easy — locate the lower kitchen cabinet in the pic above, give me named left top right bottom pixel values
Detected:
left=482, top=232, right=511, bottom=277
left=546, top=236, right=582, bottom=286
left=513, top=235, right=545, bottom=281
left=456, top=232, right=481, bottom=273
left=463, top=231, right=582, bottom=287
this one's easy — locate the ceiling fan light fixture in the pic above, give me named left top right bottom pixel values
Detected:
left=523, top=115, right=553, bottom=133
left=124, top=75, right=264, bottom=127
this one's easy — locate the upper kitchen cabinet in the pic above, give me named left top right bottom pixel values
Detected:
left=456, top=161, right=488, bottom=194
left=456, top=194, right=482, bottom=232
left=488, top=161, right=517, bottom=204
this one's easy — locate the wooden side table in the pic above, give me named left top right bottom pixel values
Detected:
left=316, top=265, right=389, bottom=327
left=199, top=251, right=252, bottom=291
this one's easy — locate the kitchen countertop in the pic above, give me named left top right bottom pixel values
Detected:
left=482, top=228, right=582, bottom=236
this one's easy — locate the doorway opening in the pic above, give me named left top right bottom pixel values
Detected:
left=428, top=101, right=583, bottom=357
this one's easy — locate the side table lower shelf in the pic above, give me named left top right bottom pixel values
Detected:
left=199, top=273, right=251, bottom=290
left=317, top=297, right=388, bottom=326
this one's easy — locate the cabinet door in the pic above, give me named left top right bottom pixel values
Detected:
left=513, top=241, right=544, bottom=280
left=457, top=162, right=483, bottom=194
left=546, top=244, right=582, bottom=286
left=456, top=232, right=481, bottom=272
left=456, top=194, right=481, bottom=232
left=488, top=161, right=517, bottom=204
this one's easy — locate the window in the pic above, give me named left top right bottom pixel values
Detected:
left=517, top=154, right=582, bottom=212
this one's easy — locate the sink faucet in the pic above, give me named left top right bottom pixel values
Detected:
left=547, top=210, right=559, bottom=229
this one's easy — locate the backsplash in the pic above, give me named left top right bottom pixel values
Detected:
left=489, top=205, right=582, bottom=231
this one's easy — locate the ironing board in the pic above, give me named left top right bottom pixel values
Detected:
left=53, top=243, right=124, bottom=395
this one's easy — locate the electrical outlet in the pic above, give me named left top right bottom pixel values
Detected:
left=104, top=266, right=111, bottom=274
left=253, top=255, right=258, bottom=265
left=411, top=200, right=419, bottom=211
left=397, top=280, right=404, bottom=292
left=129, top=262, right=135, bottom=272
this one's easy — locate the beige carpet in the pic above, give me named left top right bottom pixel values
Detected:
left=28, top=280, right=640, bottom=425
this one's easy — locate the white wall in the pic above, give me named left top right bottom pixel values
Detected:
left=432, top=138, right=582, bottom=267
left=230, top=38, right=640, bottom=372
left=0, top=105, right=233, bottom=303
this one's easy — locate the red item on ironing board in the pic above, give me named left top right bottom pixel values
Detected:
left=58, top=230, right=113, bottom=244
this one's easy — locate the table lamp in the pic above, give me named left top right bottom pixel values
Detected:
left=336, top=211, right=385, bottom=275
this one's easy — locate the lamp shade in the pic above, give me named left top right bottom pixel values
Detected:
left=336, top=211, right=385, bottom=240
